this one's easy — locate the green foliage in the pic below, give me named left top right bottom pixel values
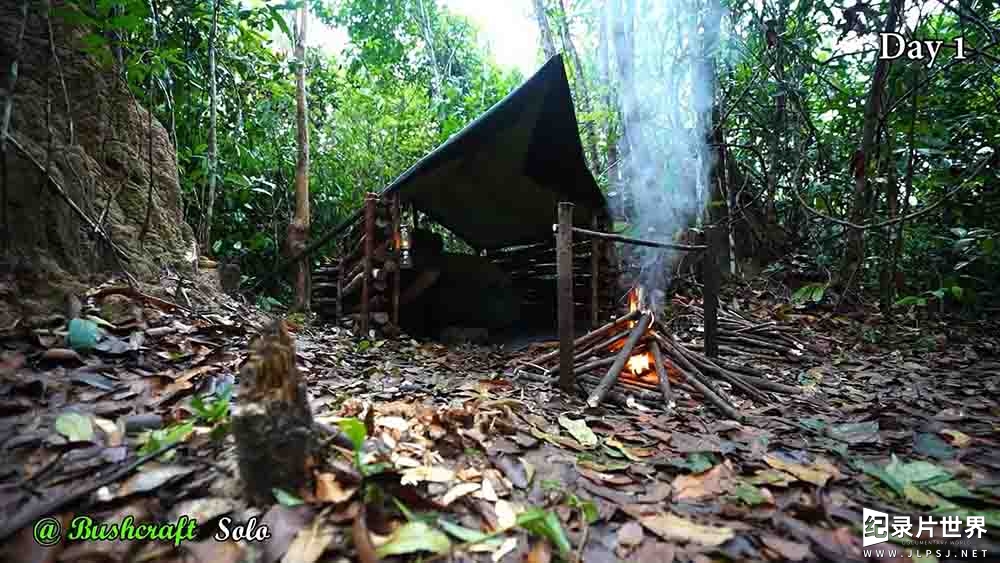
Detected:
left=792, top=283, right=827, bottom=305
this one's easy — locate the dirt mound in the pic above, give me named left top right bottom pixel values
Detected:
left=1, top=2, right=196, bottom=323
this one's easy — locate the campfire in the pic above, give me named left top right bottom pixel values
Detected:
left=518, top=287, right=797, bottom=420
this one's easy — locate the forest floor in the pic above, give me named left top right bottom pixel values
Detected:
left=1, top=277, right=999, bottom=563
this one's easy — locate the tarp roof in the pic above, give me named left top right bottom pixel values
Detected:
left=379, top=54, right=607, bottom=250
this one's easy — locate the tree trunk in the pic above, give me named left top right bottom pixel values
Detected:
left=765, top=4, right=786, bottom=224
left=598, top=0, right=618, bottom=208
left=611, top=0, right=635, bottom=217
left=555, top=0, right=598, bottom=169
left=291, top=3, right=311, bottom=312
left=200, top=0, right=219, bottom=253
left=532, top=0, right=557, bottom=60
left=840, top=0, right=903, bottom=284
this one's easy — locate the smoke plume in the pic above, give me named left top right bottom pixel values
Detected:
left=604, top=0, right=725, bottom=308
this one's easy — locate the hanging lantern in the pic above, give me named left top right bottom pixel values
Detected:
left=400, top=225, right=413, bottom=269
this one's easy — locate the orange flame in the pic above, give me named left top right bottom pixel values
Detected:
left=628, top=288, right=640, bottom=314
left=627, top=352, right=651, bottom=375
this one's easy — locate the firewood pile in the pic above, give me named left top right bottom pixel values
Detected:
left=667, top=295, right=824, bottom=362
left=514, top=293, right=802, bottom=421
left=312, top=193, right=401, bottom=332
left=488, top=237, right=618, bottom=326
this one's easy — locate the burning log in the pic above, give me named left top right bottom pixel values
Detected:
left=586, top=312, right=652, bottom=408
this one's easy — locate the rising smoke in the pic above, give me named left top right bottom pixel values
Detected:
left=604, top=0, right=725, bottom=308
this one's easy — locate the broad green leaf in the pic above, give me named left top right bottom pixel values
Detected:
left=272, top=488, right=304, bottom=506
left=885, top=457, right=951, bottom=485
left=55, top=412, right=94, bottom=442
left=68, top=318, right=100, bottom=351
left=375, top=521, right=451, bottom=558
left=558, top=416, right=598, bottom=448
left=732, top=481, right=768, bottom=505
left=517, top=509, right=571, bottom=556
left=337, top=418, right=367, bottom=450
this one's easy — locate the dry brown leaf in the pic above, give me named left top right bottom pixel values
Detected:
left=763, top=454, right=836, bottom=487
left=282, top=520, right=335, bottom=563
left=761, top=535, right=812, bottom=561
left=638, top=512, right=734, bottom=546
left=672, top=461, right=736, bottom=501
left=400, top=465, right=455, bottom=485
left=495, top=500, right=518, bottom=530
left=315, top=473, right=358, bottom=503
left=940, top=429, right=972, bottom=447
left=441, top=482, right=481, bottom=506
left=617, top=521, right=644, bottom=547
left=492, top=537, right=518, bottom=562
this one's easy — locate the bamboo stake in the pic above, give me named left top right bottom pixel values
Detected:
left=649, top=339, right=672, bottom=408
left=586, top=313, right=652, bottom=408
left=704, top=225, right=720, bottom=358
left=360, top=193, right=375, bottom=335
left=557, top=202, right=576, bottom=392
left=590, top=215, right=601, bottom=329
left=390, top=193, right=401, bottom=327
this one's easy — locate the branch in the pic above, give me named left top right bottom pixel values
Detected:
left=794, top=154, right=993, bottom=231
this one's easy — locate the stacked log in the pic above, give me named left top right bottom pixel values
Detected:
left=312, top=193, right=400, bottom=332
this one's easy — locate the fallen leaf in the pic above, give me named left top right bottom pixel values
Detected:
left=577, top=466, right=633, bottom=486
left=475, top=477, right=500, bottom=501
left=495, top=500, right=518, bottom=530
left=282, top=520, right=335, bottom=563
left=732, top=481, right=770, bottom=506
left=375, top=521, right=451, bottom=558
left=558, top=416, right=598, bottom=448
left=672, top=461, right=736, bottom=501
left=40, top=348, right=84, bottom=363
left=185, top=539, right=245, bottom=563
left=315, top=473, right=358, bottom=503
left=902, top=482, right=943, bottom=508
left=117, top=464, right=194, bottom=497
left=638, top=512, right=734, bottom=546
left=55, top=412, right=94, bottom=442
left=400, top=465, right=455, bottom=485
left=492, top=536, right=518, bottom=562
left=827, top=421, right=879, bottom=444
left=526, top=540, right=552, bottom=563
left=885, top=456, right=950, bottom=485
left=441, top=482, right=481, bottom=506
left=939, top=429, right=971, bottom=448
left=914, top=432, right=956, bottom=460
left=617, top=521, right=644, bottom=547
left=761, top=535, right=811, bottom=561
left=763, top=454, right=836, bottom=487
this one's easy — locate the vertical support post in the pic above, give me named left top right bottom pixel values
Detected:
left=390, top=193, right=401, bottom=328
left=557, top=202, right=576, bottom=392
left=704, top=225, right=720, bottom=358
left=361, top=193, right=376, bottom=336
left=590, top=214, right=601, bottom=329
left=335, top=260, right=343, bottom=320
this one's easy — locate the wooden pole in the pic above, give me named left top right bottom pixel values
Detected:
left=704, top=225, right=720, bottom=358
left=390, top=193, right=401, bottom=327
left=590, top=215, right=601, bottom=328
left=335, top=261, right=343, bottom=320
left=586, top=312, right=652, bottom=408
left=561, top=225, right=708, bottom=251
left=557, top=202, right=576, bottom=392
left=649, top=339, right=672, bottom=407
left=360, top=193, right=376, bottom=336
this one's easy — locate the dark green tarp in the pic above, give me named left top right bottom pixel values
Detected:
left=380, top=54, right=607, bottom=250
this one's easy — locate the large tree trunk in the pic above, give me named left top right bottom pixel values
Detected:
left=200, top=0, right=219, bottom=252
left=840, top=0, right=903, bottom=284
left=291, top=4, right=310, bottom=312
left=533, top=0, right=558, bottom=60
left=555, top=0, right=598, bottom=169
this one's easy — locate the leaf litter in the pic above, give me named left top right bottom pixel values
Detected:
left=0, top=279, right=998, bottom=562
